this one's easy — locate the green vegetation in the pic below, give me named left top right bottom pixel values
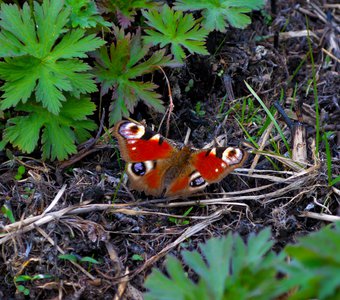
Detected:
left=0, top=0, right=103, bottom=159
left=145, top=223, right=340, bottom=300
left=0, top=0, right=264, bottom=160
left=143, top=5, right=209, bottom=63
left=174, top=0, right=265, bottom=31
left=58, top=254, right=100, bottom=264
left=93, top=26, right=171, bottom=124
left=15, top=274, right=53, bottom=296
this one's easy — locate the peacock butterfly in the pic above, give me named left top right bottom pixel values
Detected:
left=113, top=120, right=248, bottom=197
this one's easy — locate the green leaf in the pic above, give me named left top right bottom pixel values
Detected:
left=93, top=26, right=171, bottom=125
left=283, top=222, right=340, bottom=299
left=1, top=204, right=16, bottom=223
left=132, top=254, right=144, bottom=261
left=185, top=235, right=233, bottom=299
left=31, top=274, right=53, bottom=281
left=15, top=275, right=32, bottom=282
left=145, top=256, right=198, bottom=300
left=58, top=254, right=78, bottom=262
left=79, top=257, right=100, bottom=264
left=0, top=0, right=105, bottom=114
left=17, top=285, right=29, bottom=294
left=143, top=5, right=209, bottom=63
left=2, top=97, right=96, bottom=160
left=145, top=228, right=289, bottom=300
left=65, top=0, right=112, bottom=29
left=174, top=0, right=265, bottom=32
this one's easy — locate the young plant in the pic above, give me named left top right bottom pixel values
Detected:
left=65, top=0, right=112, bottom=28
left=1, top=204, right=16, bottom=223
left=58, top=254, right=100, bottom=265
left=15, top=274, right=53, bottom=296
left=0, top=0, right=104, bottom=160
left=168, top=207, right=193, bottom=226
left=144, top=228, right=289, bottom=300
left=143, top=5, right=209, bottom=63
left=93, top=26, right=171, bottom=124
left=174, top=0, right=265, bottom=32
left=283, top=222, right=340, bottom=300
left=15, top=165, right=26, bottom=180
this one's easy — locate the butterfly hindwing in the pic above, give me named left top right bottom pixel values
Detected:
left=191, top=147, right=248, bottom=183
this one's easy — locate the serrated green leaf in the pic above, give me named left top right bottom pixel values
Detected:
left=65, top=0, right=111, bottom=29
left=174, top=0, right=265, bottom=32
left=283, top=222, right=340, bottom=300
left=93, top=26, right=171, bottom=125
left=198, top=235, right=233, bottom=299
left=4, top=116, right=42, bottom=153
left=2, top=97, right=96, bottom=160
left=145, top=228, right=288, bottom=300
left=143, top=5, right=209, bottom=62
left=42, top=122, right=77, bottom=160
left=145, top=256, right=198, bottom=300
left=246, top=228, right=273, bottom=265
left=50, top=30, right=104, bottom=60
left=0, top=0, right=105, bottom=114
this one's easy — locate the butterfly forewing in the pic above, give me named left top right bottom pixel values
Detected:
left=114, top=121, right=175, bottom=162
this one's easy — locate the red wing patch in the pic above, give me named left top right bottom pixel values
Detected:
left=126, top=138, right=173, bottom=162
left=114, top=121, right=175, bottom=162
left=192, top=151, right=228, bottom=181
left=166, top=176, right=190, bottom=196
left=144, top=169, right=163, bottom=191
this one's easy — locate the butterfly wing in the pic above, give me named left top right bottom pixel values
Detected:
left=165, top=146, right=247, bottom=197
left=191, top=147, right=248, bottom=183
left=114, top=120, right=177, bottom=196
left=114, top=121, right=247, bottom=197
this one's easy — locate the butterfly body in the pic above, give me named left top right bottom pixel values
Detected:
left=114, top=120, right=247, bottom=197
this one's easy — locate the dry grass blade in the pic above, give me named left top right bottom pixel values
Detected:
left=299, top=211, right=340, bottom=222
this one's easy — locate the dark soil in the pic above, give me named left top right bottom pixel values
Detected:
left=1, top=1, right=339, bottom=299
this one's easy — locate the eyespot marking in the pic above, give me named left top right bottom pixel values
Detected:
left=128, top=161, right=154, bottom=177
left=118, top=122, right=145, bottom=139
left=222, top=147, right=244, bottom=165
left=189, top=171, right=207, bottom=189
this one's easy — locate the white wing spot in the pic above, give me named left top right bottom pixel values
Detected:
left=128, top=140, right=136, bottom=144
left=221, top=163, right=227, bottom=168
left=132, top=147, right=136, bottom=151
left=215, top=168, right=219, bottom=173
left=150, top=134, right=160, bottom=141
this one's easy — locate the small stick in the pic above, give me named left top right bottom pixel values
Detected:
left=157, top=66, right=174, bottom=138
